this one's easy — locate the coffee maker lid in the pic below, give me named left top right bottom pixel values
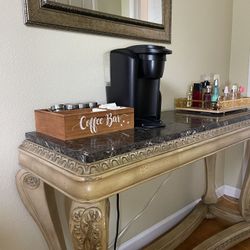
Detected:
left=127, top=45, right=172, bottom=55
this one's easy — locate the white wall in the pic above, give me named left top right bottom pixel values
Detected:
left=225, top=0, right=250, bottom=188
left=162, top=0, right=233, bottom=110
left=229, top=0, right=250, bottom=88
left=0, top=0, right=233, bottom=249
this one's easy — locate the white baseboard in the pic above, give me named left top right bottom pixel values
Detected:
left=118, top=198, right=201, bottom=250
left=223, top=185, right=241, bottom=199
left=118, top=185, right=240, bottom=250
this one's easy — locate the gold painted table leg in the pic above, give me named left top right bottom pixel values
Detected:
left=16, top=169, right=66, bottom=250
left=69, top=199, right=110, bottom=250
left=203, top=154, right=218, bottom=205
left=193, top=222, right=250, bottom=250
left=240, top=140, right=250, bottom=221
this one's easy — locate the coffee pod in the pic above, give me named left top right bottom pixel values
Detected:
left=50, top=104, right=65, bottom=112
left=78, top=103, right=89, bottom=109
left=65, top=103, right=79, bottom=110
left=88, top=102, right=98, bottom=108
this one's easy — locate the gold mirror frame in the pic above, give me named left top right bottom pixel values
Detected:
left=23, top=0, right=171, bottom=42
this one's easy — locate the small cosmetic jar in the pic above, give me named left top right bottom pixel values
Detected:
left=88, top=102, right=98, bottom=108
left=65, top=103, right=79, bottom=110
left=50, top=104, right=65, bottom=112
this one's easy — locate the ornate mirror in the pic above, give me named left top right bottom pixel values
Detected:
left=23, top=0, right=171, bottom=42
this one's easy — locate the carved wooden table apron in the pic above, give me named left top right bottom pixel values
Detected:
left=16, top=111, right=250, bottom=250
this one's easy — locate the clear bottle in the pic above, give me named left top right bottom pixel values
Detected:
left=223, top=86, right=229, bottom=100
left=203, top=86, right=212, bottom=109
left=231, top=84, right=238, bottom=99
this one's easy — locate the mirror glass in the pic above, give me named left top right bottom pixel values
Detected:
left=51, top=0, right=162, bottom=24
left=24, top=0, right=171, bottom=42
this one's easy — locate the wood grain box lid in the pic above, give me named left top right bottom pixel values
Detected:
left=35, top=107, right=134, bottom=141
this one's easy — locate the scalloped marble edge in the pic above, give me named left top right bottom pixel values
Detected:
left=19, top=120, right=250, bottom=176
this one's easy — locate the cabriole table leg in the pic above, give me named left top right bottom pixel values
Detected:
left=16, top=169, right=66, bottom=250
left=69, top=199, right=110, bottom=250
left=240, top=140, right=250, bottom=221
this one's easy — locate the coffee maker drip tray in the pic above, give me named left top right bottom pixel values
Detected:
left=135, top=117, right=165, bottom=128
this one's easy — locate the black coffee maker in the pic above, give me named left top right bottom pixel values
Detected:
left=106, top=45, right=172, bottom=128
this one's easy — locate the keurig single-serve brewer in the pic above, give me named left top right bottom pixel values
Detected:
left=106, top=45, right=172, bottom=128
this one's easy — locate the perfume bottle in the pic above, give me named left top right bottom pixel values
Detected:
left=238, top=86, right=245, bottom=98
left=231, top=84, right=238, bottom=99
left=211, top=79, right=220, bottom=109
left=203, top=86, right=212, bottom=109
left=186, top=85, right=193, bottom=108
left=192, top=83, right=202, bottom=108
left=201, top=81, right=210, bottom=108
left=223, top=86, right=229, bottom=100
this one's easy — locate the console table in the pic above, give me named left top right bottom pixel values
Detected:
left=16, top=110, right=250, bottom=250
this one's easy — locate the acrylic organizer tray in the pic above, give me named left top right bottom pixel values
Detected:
left=175, top=97, right=250, bottom=114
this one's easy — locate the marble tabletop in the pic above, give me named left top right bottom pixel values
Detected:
left=26, top=110, right=250, bottom=164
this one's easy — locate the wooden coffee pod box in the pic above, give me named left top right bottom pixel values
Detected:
left=35, top=107, right=134, bottom=141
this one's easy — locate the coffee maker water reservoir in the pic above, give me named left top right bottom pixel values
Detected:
left=106, top=45, right=172, bottom=128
